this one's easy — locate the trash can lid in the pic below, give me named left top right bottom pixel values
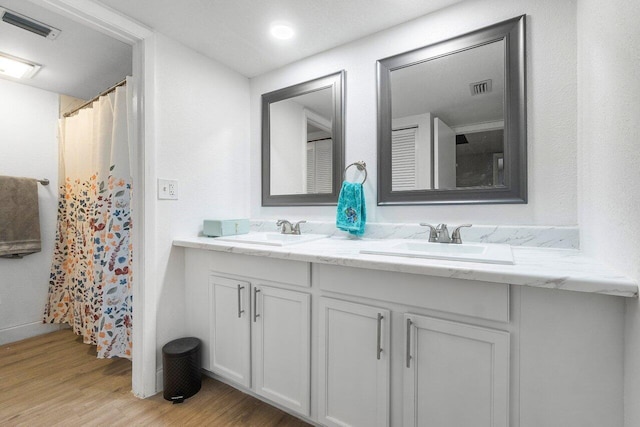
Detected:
left=162, top=337, right=201, bottom=357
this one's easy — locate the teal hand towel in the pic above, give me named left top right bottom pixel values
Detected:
left=336, top=181, right=366, bottom=236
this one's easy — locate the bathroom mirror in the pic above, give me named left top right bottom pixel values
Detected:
left=262, top=71, right=345, bottom=206
left=377, top=15, right=526, bottom=205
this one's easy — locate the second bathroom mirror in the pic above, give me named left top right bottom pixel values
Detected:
left=377, top=16, right=526, bottom=205
left=262, top=71, right=345, bottom=206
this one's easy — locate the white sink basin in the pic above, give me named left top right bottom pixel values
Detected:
left=215, top=232, right=327, bottom=247
left=361, top=240, right=514, bottom=264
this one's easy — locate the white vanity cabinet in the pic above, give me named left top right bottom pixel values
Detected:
left=180, top=242, right=629, bottom=427
left=209, top=276, right=311, bottom=416
left=315, top=263, right=512, bottom=427
left=403, top=314, right=510, bottom=427
left=318, top=298, right=390, bottom=427
left=185, top=249, right=312, bottom=417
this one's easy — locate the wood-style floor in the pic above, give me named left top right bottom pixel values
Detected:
left=0, top=330, right=310, bottom=426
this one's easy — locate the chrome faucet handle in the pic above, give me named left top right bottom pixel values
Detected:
left=436, top=224, right=451, bottom=243
left=292, top=220, right=307, bottom=235
left=419, top=223, right=439, bottom=242
left=451, top=224, right=472, bottom=244
left=276, top=219, right=293, bottom=234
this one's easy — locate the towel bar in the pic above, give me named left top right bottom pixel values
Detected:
left=344, top=161, right=367, bottom=184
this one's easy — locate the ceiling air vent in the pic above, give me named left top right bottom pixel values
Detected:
left=1, top=8, right=61, bottom=40
left=470, top=79, right=492, bottom=96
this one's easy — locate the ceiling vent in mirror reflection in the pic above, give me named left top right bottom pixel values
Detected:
left=470, top=79, right=492, bottom=96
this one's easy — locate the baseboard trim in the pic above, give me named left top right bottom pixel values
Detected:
left=0, top=321, right=67, bottom=345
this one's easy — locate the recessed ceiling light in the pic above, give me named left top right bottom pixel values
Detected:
left=270, top=22, right=294, bottom=40
left=0, top=52, right=41, bottom=79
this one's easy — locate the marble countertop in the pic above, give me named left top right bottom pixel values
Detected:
left=173, top=235, right=638, bottom=298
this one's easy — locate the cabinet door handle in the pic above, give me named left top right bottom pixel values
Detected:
left=253, top=287, right=261, bottom=322
left=376, top=313, right=384, bottom=360
left=406, top=318, right=413, bottom=368
left=237, top=284, right=245, bottom=318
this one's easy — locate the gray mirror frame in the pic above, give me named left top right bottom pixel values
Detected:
left=262, top=70, right=345, bottom=206
left=377, top=15, right=526, bottom=205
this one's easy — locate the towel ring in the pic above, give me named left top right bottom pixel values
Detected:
left=344, top=161, right=367, bottom=184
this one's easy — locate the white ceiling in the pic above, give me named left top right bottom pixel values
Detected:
left=391, top=39, right=505, bottom=127
left=0, top=0, right=466, bottom=99
left=96, top=0, right=463, bottom=78
left=0, top=0, right=131, bottom=99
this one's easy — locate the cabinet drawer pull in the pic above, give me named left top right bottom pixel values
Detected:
left=253, top=287, right=261, bottom=322
left=406, top=318, right=413, bottom=368
left=237, top=284, right=245, bottom=318
left=377, top=313, right=384, bottom=360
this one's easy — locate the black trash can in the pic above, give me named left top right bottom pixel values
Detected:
left=162, top=337, right=202, bottom=403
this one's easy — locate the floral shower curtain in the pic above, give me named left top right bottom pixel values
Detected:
left=44, top=78, right=133, bottom=359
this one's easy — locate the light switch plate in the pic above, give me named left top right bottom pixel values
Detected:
left=158, top=178, right=178, bottom=200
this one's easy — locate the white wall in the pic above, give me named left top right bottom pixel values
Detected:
left=250, top=0, right=577, bottom=226
left=150, top=33, right=250, bottom=370
left=576, top=1, right=640, bottom=426
left=0, top=79, right=63, bottom=344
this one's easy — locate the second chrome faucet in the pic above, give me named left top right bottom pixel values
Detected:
left=420, top=223, right=472, bottom=244
left=277, top=219, right=306, bottom=235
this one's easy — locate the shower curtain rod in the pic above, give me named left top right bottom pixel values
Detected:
left=63, top=78, right=127, bottom=118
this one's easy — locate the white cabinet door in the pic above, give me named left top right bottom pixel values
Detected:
left=318, top=297, right=390, bottom=427
left=404, top=314, right=510, bottom=427
left=209, top=275, right=251, bottom=387
left=252, top=285, right=311, bottom=416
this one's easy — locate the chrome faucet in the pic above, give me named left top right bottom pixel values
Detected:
left=420, top=223, right=472, bottom=244
left=436, top=224, right=452, bottom=243
left=276, top=219, right=306, bottom=235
